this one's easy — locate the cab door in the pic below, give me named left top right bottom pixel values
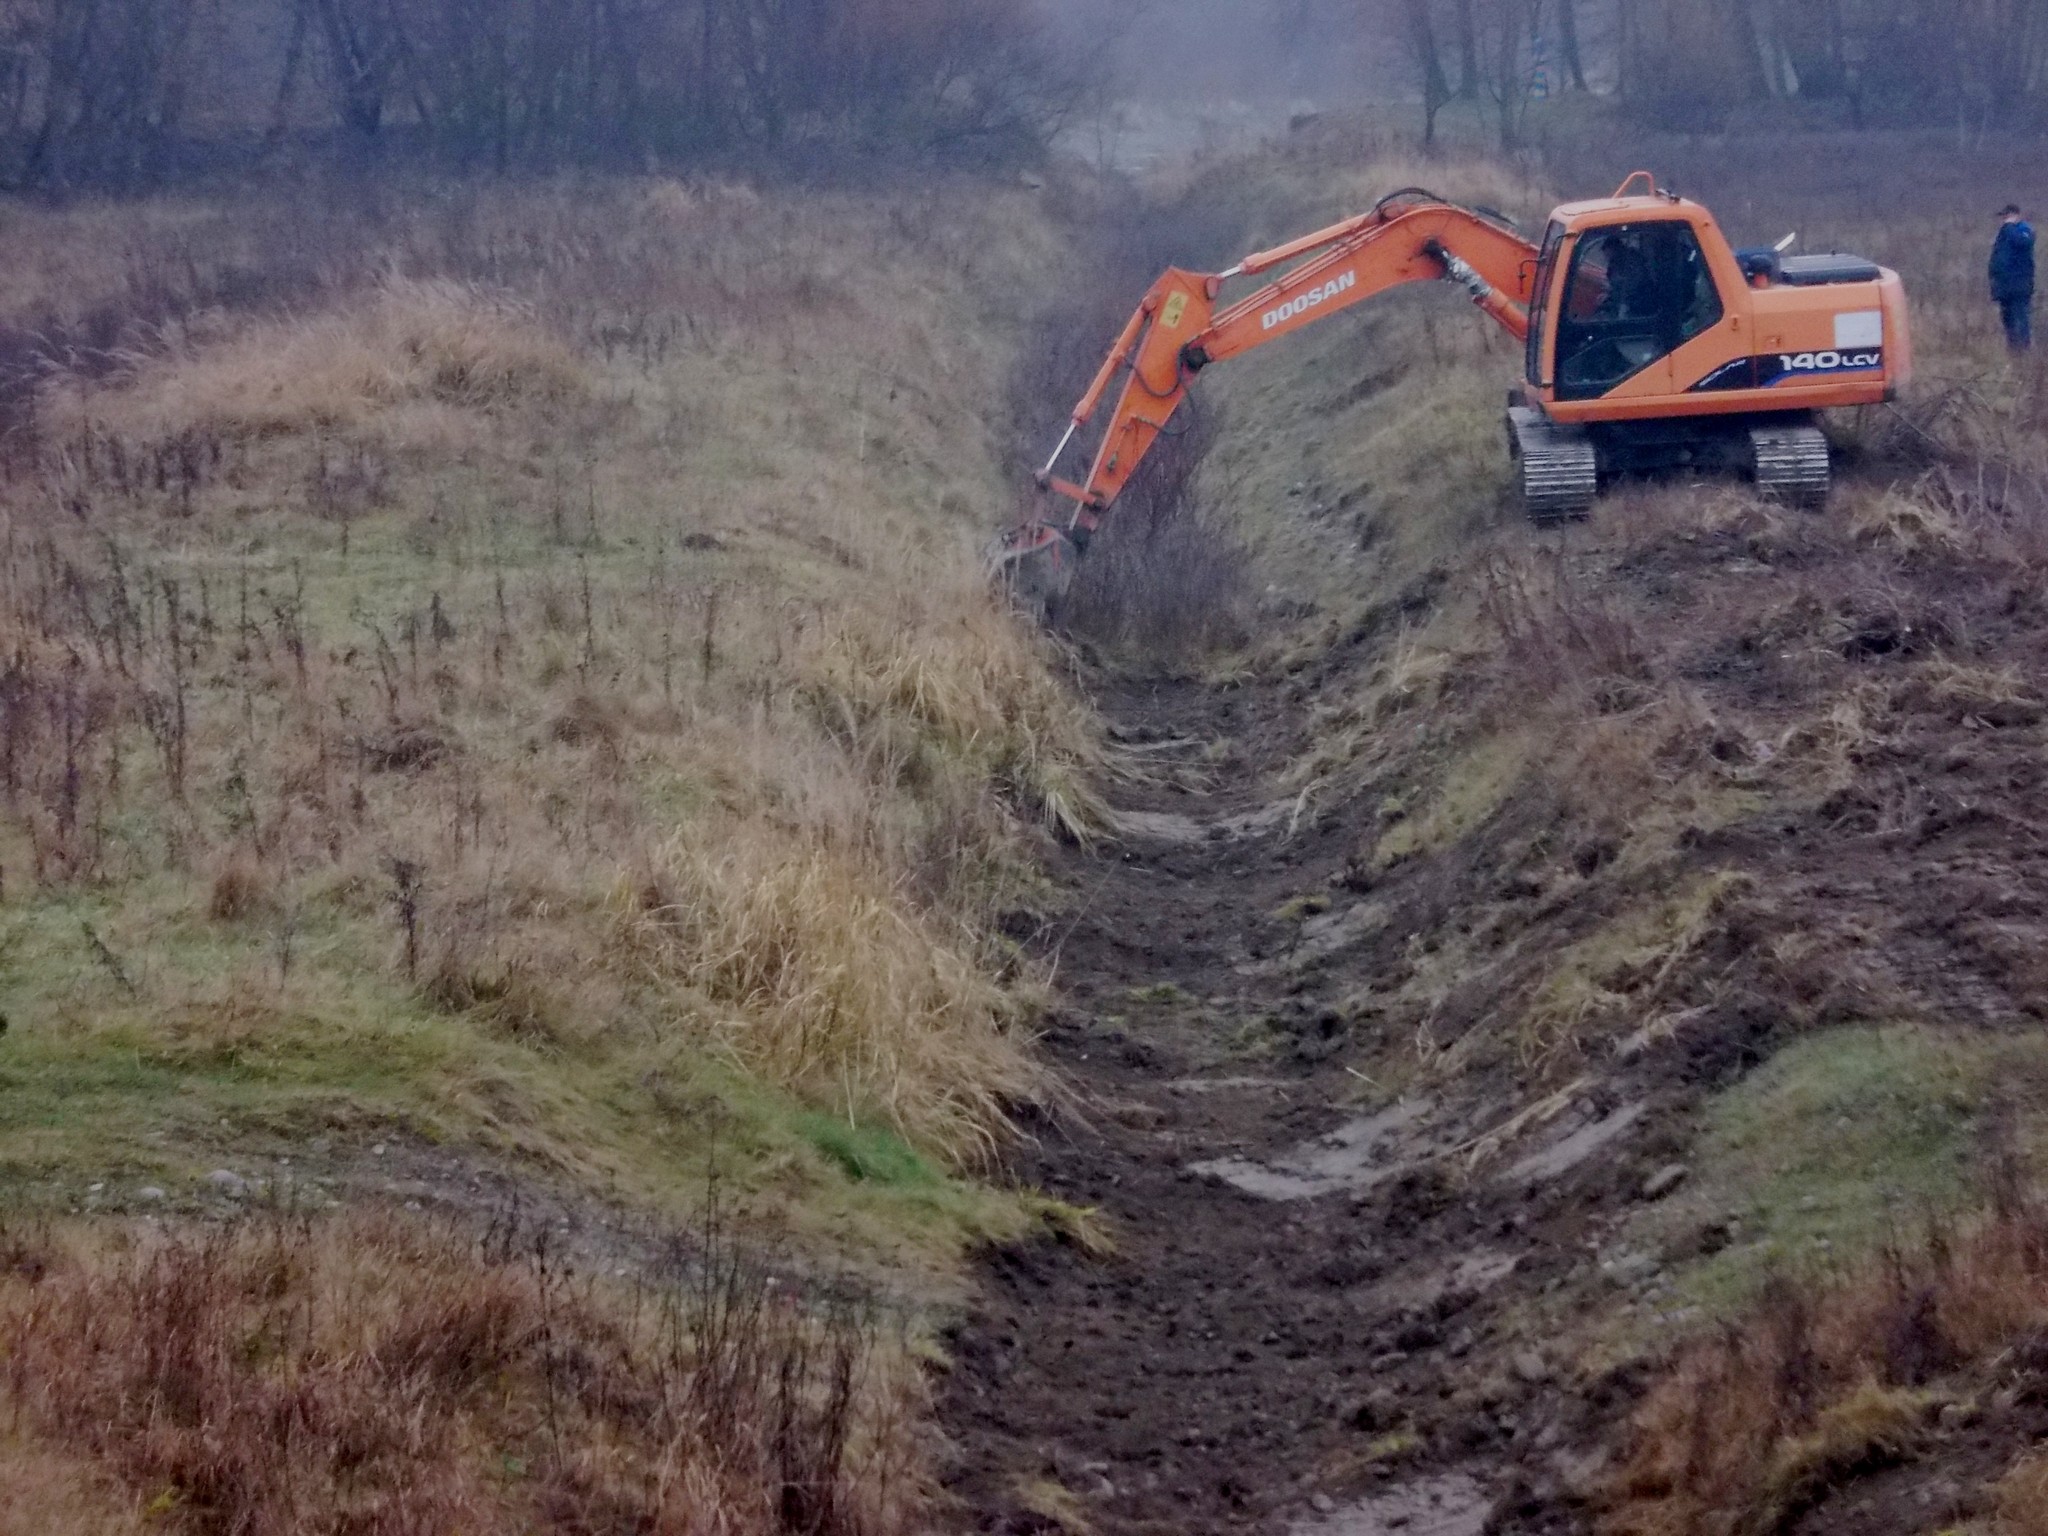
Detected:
left=1550, top=221, right=1725, bottom=403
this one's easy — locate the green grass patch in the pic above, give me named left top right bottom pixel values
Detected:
left=1638, top=1025, right=2047, bottom=1315
left=795, top=1116, right=940, bottom=1188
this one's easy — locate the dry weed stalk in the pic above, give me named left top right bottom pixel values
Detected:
left=0, top=1211, right=931, bottom=1536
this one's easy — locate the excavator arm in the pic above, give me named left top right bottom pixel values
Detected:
left=1001, top=192, right=1538, bottom=597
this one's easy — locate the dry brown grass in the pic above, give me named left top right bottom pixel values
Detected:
left=46, top=279, right=590, bottom=443
left=0, top=1430, right=145, bottom=1536
left=1603, top=1181, right=2048, bottom=1536
left=1995, top=1450, right=2048, bottom=1534
left=0, top=173, right=1097, bottom=1219
left=0, top=1212, right=928, bottom=1536
left=625, top=824, right=1040, bottom=1165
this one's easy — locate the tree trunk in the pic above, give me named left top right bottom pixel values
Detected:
left=1454, top=0, right=1479, bottom=96
left=1399, top=0, right=1453, bottom=144
left=1557, top=0, right=1587, bottom=89
left=1614, top=0, right=1635, bottom=99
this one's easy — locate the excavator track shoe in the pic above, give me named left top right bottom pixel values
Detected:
left=1509, top=407, right=1598, bottom=527
left=1749, top=423, right=1832, bottom=507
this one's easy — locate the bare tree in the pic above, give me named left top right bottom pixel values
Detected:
left=302, top=0, right=410, bottom=141
left=1471, top=0, right=1542, bottom=147
left=1395, top=0, right=1456, bottom=143
left=1557, top=0, right=1588, bottom=89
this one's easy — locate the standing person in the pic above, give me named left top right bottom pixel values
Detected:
left=1991, top=204, right=2036, bottom=353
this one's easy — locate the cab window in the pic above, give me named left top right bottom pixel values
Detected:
left=1552, top=221, right=1723, bottom=401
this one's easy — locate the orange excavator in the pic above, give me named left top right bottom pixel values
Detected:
left=994, top=173, right=1911, bottom=604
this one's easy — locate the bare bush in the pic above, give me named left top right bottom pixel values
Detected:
left=0, top=1209, right=928, bottom=1536
left=1055, top=400, right=1255, bottom=661
left=1477, top=549, right=1657, bottom=713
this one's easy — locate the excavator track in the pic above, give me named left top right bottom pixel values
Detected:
left=1750, top=422, right=1832, bottom=507
left=1509, top=407, right=1599, bottom=526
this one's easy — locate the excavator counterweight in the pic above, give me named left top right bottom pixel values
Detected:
left=993, top=175, right=1912, bottom=604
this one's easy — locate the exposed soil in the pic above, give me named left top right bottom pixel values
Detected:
left=939, top=669, right=1617, bottom=1536
left=940, top=494, right=2048, bottom=1535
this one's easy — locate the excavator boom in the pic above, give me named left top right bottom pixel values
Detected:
left=1023, top=193, right=1537, bottom=561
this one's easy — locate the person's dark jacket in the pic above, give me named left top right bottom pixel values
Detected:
left=1992, top=219, right=2037, bottom=301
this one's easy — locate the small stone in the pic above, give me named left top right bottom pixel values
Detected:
left=1513, top=1350, right=1551, bottom=1385
left=136, top=1186, right=167, bottom=1204
left=371, top=1143, right=388, bottom=1157
left=86, top=1182, right=105, bottom=1194
left=1602, top=1249, right=1660, bottom=1285
left=205, top=1169, right=250, bottom=1199
left=1642, top=1164, right=1691, bottom=1201
left=1310, top=1493, right=1337, bottom=1515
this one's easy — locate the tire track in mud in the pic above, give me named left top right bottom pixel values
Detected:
left=940, top=673, right=1612, bottom=1536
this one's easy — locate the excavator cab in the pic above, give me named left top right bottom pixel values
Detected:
left=1504, top=179, right=1910, bottom=516
left=994, top=173, right=1914, bottom=603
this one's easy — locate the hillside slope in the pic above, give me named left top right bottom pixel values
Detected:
left=0, top=173, right=1097, bottom=1534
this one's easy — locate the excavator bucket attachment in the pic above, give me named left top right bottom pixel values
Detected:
left=985, top=520, right=1082, bottom=619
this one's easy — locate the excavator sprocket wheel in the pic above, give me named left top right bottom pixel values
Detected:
left=1750, top=423, right=1832, bottom=508
left=1509, top=407, right=1599, bottom=527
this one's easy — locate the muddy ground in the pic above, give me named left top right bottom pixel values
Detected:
left=939, top=496, right=2048, bottom=1535
left=941, top=667, right=1614, bottom=1536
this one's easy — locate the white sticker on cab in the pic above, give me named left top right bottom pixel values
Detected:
left=1835, top=310, right=1884, bottom=350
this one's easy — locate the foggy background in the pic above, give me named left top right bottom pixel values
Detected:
left=1044, top=0, right=1402, bottom=103
left=0, top=0, right=2041, bottom=193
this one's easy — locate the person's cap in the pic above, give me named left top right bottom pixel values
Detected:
left=2002, top=203, right=2025, bottom=216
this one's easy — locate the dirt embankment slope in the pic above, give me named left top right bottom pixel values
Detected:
left=944, top=134, right=2048, bottom=1536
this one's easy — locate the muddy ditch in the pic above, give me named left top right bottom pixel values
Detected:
left=942, top=485, right=2048, bottom=1533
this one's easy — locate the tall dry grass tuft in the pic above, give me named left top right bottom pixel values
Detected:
left=1995, top=1451, right=2048, bottom=1534
left=0, top=1211, right=929, bottom=1536
left=46, top=279, right=589, bottom=444
left=800, top=586, right=1105, bottom=844
left=625, top=824, right=1042, bottom=1165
